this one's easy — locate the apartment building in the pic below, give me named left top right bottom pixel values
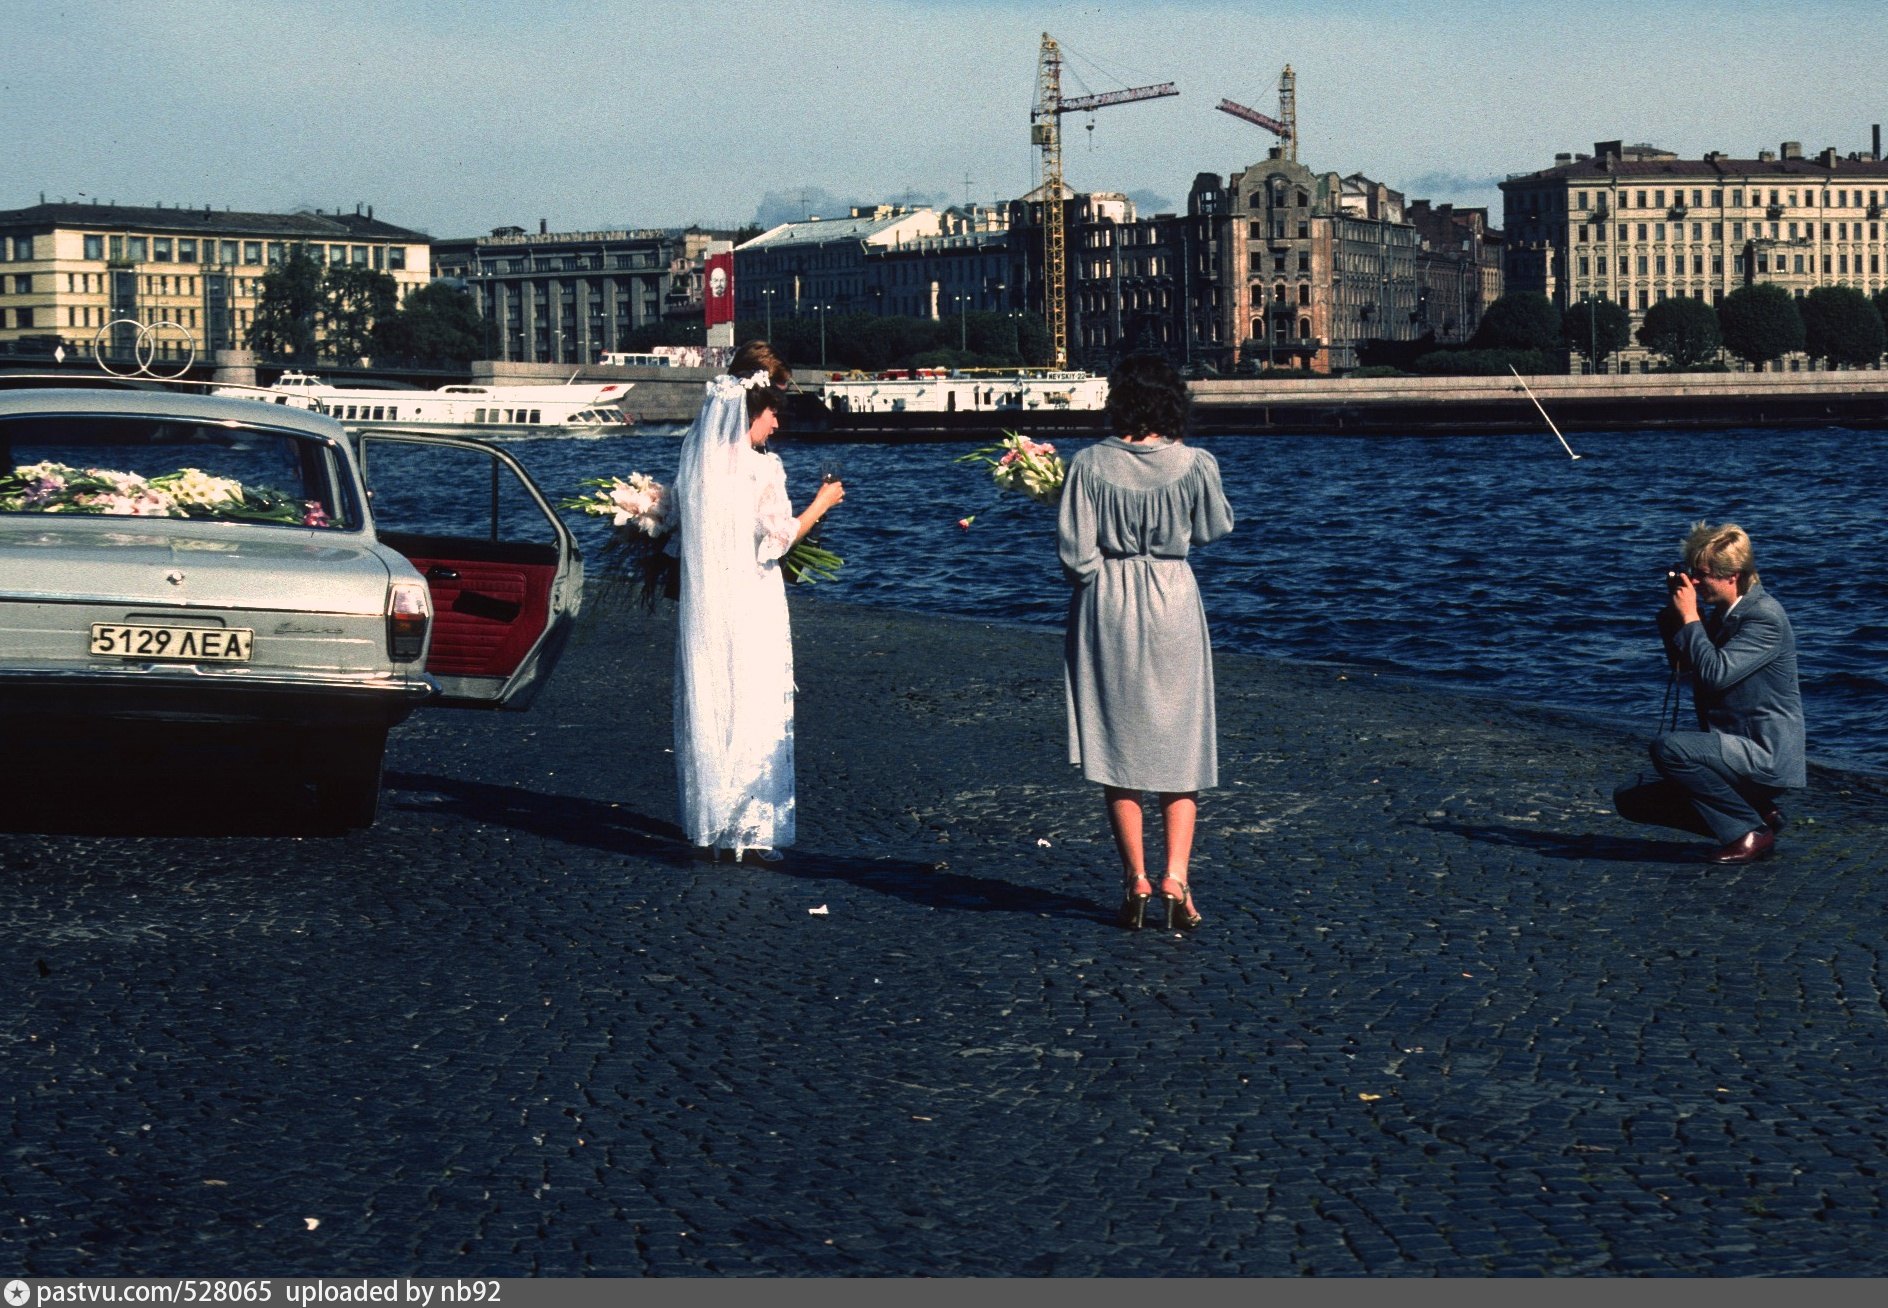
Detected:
left=0, top=201, right=431, bottom=360
left=1501, top=137, right=1888, bottom=368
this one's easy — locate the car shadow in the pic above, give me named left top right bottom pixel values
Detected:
left=1424, top=818, right=1704, bottom=865
left=383, top=770, right=1111, bottom=921
left=0, top=746, right=332, bottom=837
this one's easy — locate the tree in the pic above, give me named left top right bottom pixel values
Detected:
left=1636, top=296, right=1722, bottom=370
left=322, top=265, right=397, bottom=364
left=1799, top=285, right=1886, bottom=367
left=1471, top=292, right=1562, bottom=352
left=247, top=245, right=324, bottom=361
left=372, top=281, right=486, bottom=365
left=1717, top=283, right=1805, bottom=369
left=1562, top=297, right=1632, bottom=372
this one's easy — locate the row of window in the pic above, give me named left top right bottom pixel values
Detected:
left=1245, top=316, right=1316, bottom=340
left=464, top=253, right=666, bottom=274
left=1577, top=220, right=1886, bottom=244
left=1577, top=251, right=1886, bottom=277
left=54, top=233, right=411, bottom=271
left=1572, top=186, right=1887, bottom=212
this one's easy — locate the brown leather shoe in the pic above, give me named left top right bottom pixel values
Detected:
left=1762, top=807, right=1786, bottom=833
left=1708, top=828, right=1776, bottom=864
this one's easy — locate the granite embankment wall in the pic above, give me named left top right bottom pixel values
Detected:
left=478, top=361, right=1888, bottom=435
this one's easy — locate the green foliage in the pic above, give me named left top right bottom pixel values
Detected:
left=1412, top=348, right=1552, bottom=376
left=247, top=245, right=325, bottom=360
left=1563, top=297, right=1632, bottom=367
left=1472, top=292, right=1562, bottom=351
left=1346, top=364, right=1410, bottom=378
left=321, top=265, right=397, bottom=364
left=371, top=282, right=486, bottom=365
left=1718, top=283, right=1805, bottom=366
left=1636, top=296, right=1723, bottom=370
left=1800, top=285, right=1886, bottom=366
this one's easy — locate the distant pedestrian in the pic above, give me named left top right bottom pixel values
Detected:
left=672, top=340, right=844, bottom=863
left=1613, top=521, right=1805, bottom=863
left=1059, top=354, right=1235, bottom=930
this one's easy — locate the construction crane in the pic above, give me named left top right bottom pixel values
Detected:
left=1215, top=64, right=1297, bottom=161
left=1031, top=32, right=1177, bottom=367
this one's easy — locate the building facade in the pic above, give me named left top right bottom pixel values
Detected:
left=431, top=225, right=731, bottom=364
left=1408, top=201, right=1502, bottom=346
left=1178, top=153, right=1475, bottom=373
left=1501, top=138, right=1888, bottom=369
left=0, top=201, right=431, bottom=360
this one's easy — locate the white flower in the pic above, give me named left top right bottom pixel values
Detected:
left=739, top=370, right=772, bottom=390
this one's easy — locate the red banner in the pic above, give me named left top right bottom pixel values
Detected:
left=703, top=251, right=734, bottom=328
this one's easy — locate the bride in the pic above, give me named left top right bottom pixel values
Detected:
left=673, top=340, right=844, bottom=863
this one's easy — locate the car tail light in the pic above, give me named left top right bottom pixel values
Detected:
left=387, top=579, right=431, bottom=662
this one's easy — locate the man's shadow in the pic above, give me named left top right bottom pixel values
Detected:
left=1423, top=817, right=1705, bottom=865
left=385, top=771, right=1111, bottom=921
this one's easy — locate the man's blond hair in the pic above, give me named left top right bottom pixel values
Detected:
left=1683, top=520, right=1759, bottom=592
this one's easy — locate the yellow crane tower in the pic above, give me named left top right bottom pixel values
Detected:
left=1031, top=33, right=1177, bottom=368
left=1215, top=64, right=1298, bottom=160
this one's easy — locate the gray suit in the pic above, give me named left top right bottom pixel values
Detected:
left=1615, top=580, right=1806, bottom=844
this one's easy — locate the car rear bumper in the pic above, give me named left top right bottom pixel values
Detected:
left=0, top=665, right=435, bottom=727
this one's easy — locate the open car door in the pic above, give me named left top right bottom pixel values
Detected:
left=355, top=431, right=582, bottom=710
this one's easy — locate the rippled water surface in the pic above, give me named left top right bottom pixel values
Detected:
left=494, top=424, right=1886, bottom=774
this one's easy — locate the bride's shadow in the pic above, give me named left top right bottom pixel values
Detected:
left=772, top=849, right=1110, bottom=921
left=384, top=771, right=1110, bottom=921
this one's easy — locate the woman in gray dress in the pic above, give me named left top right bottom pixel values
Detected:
left=1058, top=354, right=1235, bottom=931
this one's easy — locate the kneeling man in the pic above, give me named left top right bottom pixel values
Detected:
left=1614, top=521, right=1805, bottom=864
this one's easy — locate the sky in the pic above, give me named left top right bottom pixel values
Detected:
left=12, top=0, right=1888, bottom=239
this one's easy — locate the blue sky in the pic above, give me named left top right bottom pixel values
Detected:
left=13, top=0, right=1888, bottom=238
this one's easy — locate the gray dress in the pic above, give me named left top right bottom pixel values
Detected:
left=1057, top=438, right=1235, bottom=791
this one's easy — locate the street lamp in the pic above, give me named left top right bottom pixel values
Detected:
left=954, top=293, right=969, bottom=351
left=762, top=287, right=775, bottom=338
left=815, top=304, right=829, bottom=369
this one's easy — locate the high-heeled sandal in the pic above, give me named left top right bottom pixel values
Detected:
left=1160, top=877, right=1202, bottom=931
left=1116, top=875, right=1153, bottom=930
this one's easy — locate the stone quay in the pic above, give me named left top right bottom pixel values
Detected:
left=3, top=597, right=1886, bottom=1275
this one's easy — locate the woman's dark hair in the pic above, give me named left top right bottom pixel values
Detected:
left=730, top=339, right=793, bottom=420
left=1105, top=353, right=1191, bottom=439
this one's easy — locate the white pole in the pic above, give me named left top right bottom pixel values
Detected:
left=1509, top=365, right=1581, bottom=460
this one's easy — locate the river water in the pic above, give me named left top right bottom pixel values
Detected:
left=496, top=423, right=1885, bottom=777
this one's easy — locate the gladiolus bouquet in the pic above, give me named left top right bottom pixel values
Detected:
left=560, top=472, right=843, bottom=610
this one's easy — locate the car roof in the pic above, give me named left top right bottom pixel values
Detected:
left=0, top=386, right=345, bottom=441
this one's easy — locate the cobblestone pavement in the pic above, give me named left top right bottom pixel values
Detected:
left=3, top=598, right=1887, bottom=1276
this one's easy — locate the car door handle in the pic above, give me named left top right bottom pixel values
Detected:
left=426, top=565, right=459, bottom=581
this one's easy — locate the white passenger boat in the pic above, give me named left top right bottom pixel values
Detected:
left=820, top=368, right=1107, bottom=418
left=214, top=372, right=635, bottom=436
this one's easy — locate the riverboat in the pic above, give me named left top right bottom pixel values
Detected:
left=214, top=372, right=636, bottom=437
left=823, top=368, right=1105, bottom=417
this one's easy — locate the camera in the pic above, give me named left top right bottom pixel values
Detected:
left=1665, top=569, right=1684, bottom=593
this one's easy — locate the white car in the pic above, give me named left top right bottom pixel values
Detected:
left=0, top=387, right=581, bottom=829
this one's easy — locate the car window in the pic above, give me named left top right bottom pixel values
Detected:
left=360, top=438, right=549, bottom=544
left=0, top=414, right=351, bottom=529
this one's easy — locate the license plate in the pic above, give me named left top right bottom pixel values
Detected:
left=90, top=623, right=253, bottom=662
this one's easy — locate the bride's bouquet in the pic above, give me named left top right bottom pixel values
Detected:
left=559, top=473, right=679, bottom=610
left=956, top=432, right=1066, bottom=506
left=560, top=472, right=843, bottom=609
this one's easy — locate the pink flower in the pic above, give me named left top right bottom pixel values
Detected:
left=958, top=516, right=974, bottom=530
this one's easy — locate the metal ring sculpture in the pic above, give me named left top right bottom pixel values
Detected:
left=92, top=318, right=197, bottom=380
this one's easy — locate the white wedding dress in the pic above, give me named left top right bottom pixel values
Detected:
left=672, top=376, right=799, bottom=856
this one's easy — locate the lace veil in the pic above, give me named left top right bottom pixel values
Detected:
left=673, top=373, right=768, bottom=847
